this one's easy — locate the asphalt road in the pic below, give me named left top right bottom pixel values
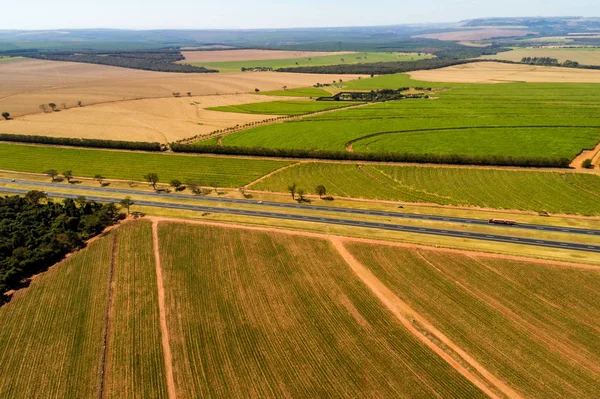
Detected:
left=1, top=178, right=599, bottom=237
left=2, top=187, right=600, bottom=254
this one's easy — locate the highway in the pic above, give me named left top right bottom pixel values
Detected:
left=2, top=187, right=600, bottom=254
left=1, top=177, right=599, bottom=237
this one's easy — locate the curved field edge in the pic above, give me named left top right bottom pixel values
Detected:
left=345, top=242, right=600, bottom=399
left=249, top=162, right=600, bottom=215
left=157, top=221, right=486, bottom=398
left=0, top=143, right=293, bottom=188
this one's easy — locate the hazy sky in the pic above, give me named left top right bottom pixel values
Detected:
left=3, top=0, right=599, bottom=30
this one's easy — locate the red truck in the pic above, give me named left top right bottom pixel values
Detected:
left=488, top=218, right=517, bottom=226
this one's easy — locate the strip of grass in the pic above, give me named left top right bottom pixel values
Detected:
left=104, top=221, right=167, bottom=398
left=186, top=52, right=431, bottom=72
left=207, top=100, right=357, bottom=116
left=0, top=232, right=112, bottom=397
left=158, top=222, right=486, bottom=398
left=346, top=242, right=600, bottom=398
left=250, top=162, right=600, bottom=215
left=0, top=143, right=292, bottom=187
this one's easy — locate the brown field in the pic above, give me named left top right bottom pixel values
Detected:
left=413, top=29, right=532, bottom=41
left=409, top=61, right=600, bottom=83
left=483, top=48, right=600, bottom=66
left=180, top=49, right=356, bottom=63
left=0, top=58, right=363, bottom=117
left=0, top=93, right=300, bottom=142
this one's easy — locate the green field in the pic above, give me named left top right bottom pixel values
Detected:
left=0, top=231, right=112, bottom=397
left=250, top=162, right=600, bottom=215
left=207, top=100, right=358, bottom=116
left=104, top=221, right=167, bottom=398
left=347, top=242, right=600, bottom=398
left=0, top=56, right=22, bottom=63
left=213, top=80, right=600, bottom=161
left=186, top=52, right=431, bottom=72
left=158, top=222, right=485, bottom=398
left=0, top=143, right=292, bottom=187
left=256, top=87, right=332, bottom=97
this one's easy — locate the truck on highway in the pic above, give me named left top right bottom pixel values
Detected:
left=488, top=218, right=517, bottom=225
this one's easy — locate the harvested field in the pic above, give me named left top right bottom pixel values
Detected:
left=180, top=49, right=356, bottom=63
left=157, top=222, right=486, bottom=398
left=0, top=58, right=363, bottom=117
left=0, top=142, right=293, bottom=187
left=413, top=29, right=532, bottom=41
left=250, top=162, right=600, bottom=215
left=409, top=61, right=600, bottom=83
left=0, top=94, right=299, bottom=142
left=483, top=47, right=600, bottom=66
left=346, top=241, right=600, bottom=398
left=0, top=231, right=113, bottom=398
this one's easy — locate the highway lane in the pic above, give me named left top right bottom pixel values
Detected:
left=2, top=187, right=600, bottom=254
left=1, top=178, right=599, bottom=237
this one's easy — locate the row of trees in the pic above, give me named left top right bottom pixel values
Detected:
left=0, top=192, right=125, bottom=297
left=170, top=143, right=571, bottom=168
left=287, top=183, right=329, bottom=202
left=0, top=133, right=162, bottom=151
left=275, top=59, right=477, bottom=75
left=30, top=50, right=218, bottom=73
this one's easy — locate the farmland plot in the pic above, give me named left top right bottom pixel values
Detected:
left=250, top=162, right=600, bottom=215
left=207, top=100, right=357, bottom=116
left=0, top=233, right=113, bottom=398
left=346, top=242, right=600, bottom=398
left=157, top=222, right=486, bottom=398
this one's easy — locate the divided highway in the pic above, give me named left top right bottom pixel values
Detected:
left=1, top=178, right=599, bottom=237
left=1, top=187, right=600, bottom=254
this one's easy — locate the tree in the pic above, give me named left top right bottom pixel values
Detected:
left=297, top=188, right=306, bottom=202
left=77, top=101, right=83, bottom=107
left=211, top=182, right=219, bottom=194
left=316, top=185, right=327, bottom=198
left=25, top=190, right=47, bottom=204
left=63, top=170, right=73, bottom=183
left=282, top=86, right=288, bottom=91
left=39, top=104, right=48, bottom=113
left=94, top=174, right=105, bottom=185
left=75, top=196, right=87, bottom=208
left=255, top=88, right=260, bottom=93
left=45, top=169, right=58, bottom=182
left=144, top=173, right=159, bottom=190
left=172, top=92, right=180, bottom=97
left=1, top=112, right=10, bottom=120
left=170, top=179, right=182, bottom=189
left=120, top=197, right=134, bottom=214
left=186, top=92, right=192, bottom=97
left=48, top=103, right=57, bottom=111
left=288, top=182, right=297, bottom=199
left=582, top=159, right=594, bottom=169
left=187, top=181, right=202, bottom=195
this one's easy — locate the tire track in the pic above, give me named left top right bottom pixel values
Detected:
left=152, top=221, right=177, bottom=399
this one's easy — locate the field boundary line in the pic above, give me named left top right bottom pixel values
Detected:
left=152, top=221, right=177, bottom=399
left=245, top=162, right=301, bottom=188
left=98, top=229, right=118, bottom=399
left=330, top=237, right=522, bottom=399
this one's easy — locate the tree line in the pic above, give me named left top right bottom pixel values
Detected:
left=29, top=50, right=218, bottom=73
left=0, top=192, right=124, bottom=299
left=0, top=134, right=163, bottom=151
left=170, top=143, right=571, bottom=168
left=275, top=59, right=480, bottom=75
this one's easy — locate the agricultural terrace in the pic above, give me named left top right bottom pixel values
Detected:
left=0, top=143, right=292, bottom=187
left=482, top=47, right=600, bottom=66
left=250, top=162, right=600, bottom=215
left=0, top=233, right=113, bottom=398
left=158, top=222, right=486, bottom=398
left=347, top=242, right=600, bottom=398
left=183, top=51, right=431, bottom=73
left=210, top=76, right=600, bottom=162
left=207, top=100, right=358, bottom=116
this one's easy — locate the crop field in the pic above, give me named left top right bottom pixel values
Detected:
left=215, top=81, right=600, bottom=161
left=0, top=58, right=362, bottom=117
left=409, top=61, right=600, bottom=83
left=0, top=232, right=112, bottom=398
left=346, top=242, right=600, bottom=398
left=483, top=47, right=600, bottom=66
left=179, top=49, right=357, bottom=63
left=256, top=87, right=333, bottom=97
left=250, top=162, right=600, bottom=215
left=0, top=94, right=296, bottom=143
left=0, top=143, right=292, bottom=187
left=157, top=222, right=485, bottom=398
left=103, top=221, right=167, bottom=398
left=207, top=100, right=357, bottom=116
left=184, top=51, right=431, bottom=73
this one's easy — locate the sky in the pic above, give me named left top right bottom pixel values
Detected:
left=2, top=0, right=599, bottom=30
